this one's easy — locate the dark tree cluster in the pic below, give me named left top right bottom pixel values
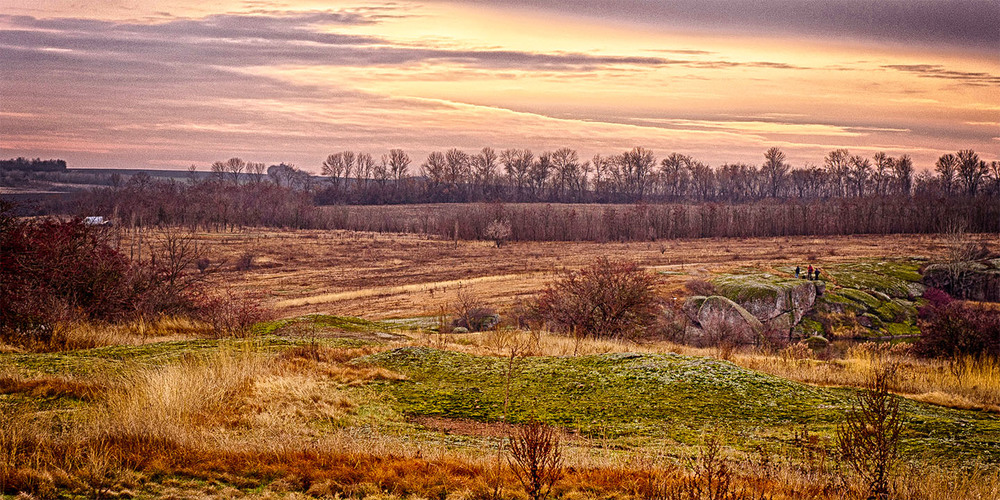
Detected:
left=0, top=157, right=67, bottom=172
left=309, top=147, right=1000, bottom=205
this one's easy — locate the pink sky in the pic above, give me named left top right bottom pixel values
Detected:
left=1, top=0, right=997, bottom=172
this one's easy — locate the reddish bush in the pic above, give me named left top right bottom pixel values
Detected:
left=0, top=210, right=194, bottom=344
left=195, top=288, right=271, bottom=338
left=915, top=291, right=1000, bottom=359
left=533, top=258, right=662, bottom=339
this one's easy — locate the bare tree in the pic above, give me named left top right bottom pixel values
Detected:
left=660, top=153, right=692, bottom=199
left=501, top=149, right=532, bottom=201
left=872, top=152, right=893, bottom=196
left=848, top=154, right=871, bottom=197
left=892, top=155, right=913, bottom=196
left=824, top=149, right=851, bottom=197
left=422, top=151, right=447, bottom=191
left=246, top=162, right=266, bottom=184
left=472, top=147, right=498, bottom=198
left=762, top=147, right=789, bottom=198
left=617, top=147, right=656, bottom=200
left=322, top=153, right=346, bottom=189
left=225, top=157, right=246, bottom=185
left=210, top=160, right=227, bottom=183
left=388, top=148, right=411, bottom=181
left=956, top=149, right=986, bottom=196
left=935, top=153, right=959, bottom=195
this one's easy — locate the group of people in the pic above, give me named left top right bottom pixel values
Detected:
left=795, top=265, right=821, bottom=280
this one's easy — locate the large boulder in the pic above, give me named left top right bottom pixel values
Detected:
left=688, top=295, right=764, bottom=345
left=923, top=260, right=1000, bottom=302
left=713, top=274, right=817, bottom=324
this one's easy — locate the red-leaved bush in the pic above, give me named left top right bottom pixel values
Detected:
left=1, top=206, right=193, bottom=344
left=533, top=258, right=662, bottom=339
left=915, top=288, right=1000, bottom=359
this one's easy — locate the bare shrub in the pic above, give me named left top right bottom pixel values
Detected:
left=0, top=216, right=196, bottom=347
left=837, top=357, right=903, bottom=500
left=508, top=420, right=563, bottom=500
left=685, top=279, right=716, bottom=296
left=195, top=288, right=271, bottom=338
left=533, top=258, right=663, bottom=340
left=234, top=251, right=255, bottom=271
left=453, top=289, right=500, bottom=332
left=485, top=218, right=512, bottom=248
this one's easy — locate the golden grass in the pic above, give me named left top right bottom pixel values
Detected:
left=4, top=335, right=999, bottom=499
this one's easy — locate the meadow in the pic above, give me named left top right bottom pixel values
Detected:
left=3, top=229, right=999, bottom=499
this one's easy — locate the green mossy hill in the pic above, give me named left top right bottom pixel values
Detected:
left=712, top=274, right=809, bottom=303
left=812, top=261, right=923, bottom=338
left=362, top=347, right=1000, bottom=461
left=822, top=261, right=923, bottom=298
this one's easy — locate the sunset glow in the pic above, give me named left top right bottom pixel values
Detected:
left=1, top=0, right=997, bottom=171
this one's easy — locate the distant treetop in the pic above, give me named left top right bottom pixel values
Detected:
left=0, top=157, right=67, bottom=172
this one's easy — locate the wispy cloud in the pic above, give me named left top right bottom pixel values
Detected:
left=883, top=64, right=1000, bottom=86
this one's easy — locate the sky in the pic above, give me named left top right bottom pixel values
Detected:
left=1, top=0, right=998, bottom=172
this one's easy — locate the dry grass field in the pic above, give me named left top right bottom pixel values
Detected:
left=194, top=229, right=965, bottom=319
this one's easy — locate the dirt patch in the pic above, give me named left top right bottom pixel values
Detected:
left=411, top=416, right=584, bottom=441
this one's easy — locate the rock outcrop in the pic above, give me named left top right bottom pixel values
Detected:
left=712, top=274, right=819, bottom=334
left=684, top=295, right=764, bottom=345
left=922, top=259, right=1000, bottom=302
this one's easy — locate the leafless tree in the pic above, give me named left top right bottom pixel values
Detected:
left=935, top=153, right=959, bottom=195
left=848, top=154, right=871, bottom=197
left=762, top=147, right=789, bottom=198
left=824, top=149, right=851, bottom=197
left=422, top=151, right=447, bottom=191
left=388, top=148, right=411, bottom=181
left=956, top=149, right=986, bottom=196
left=660, top=153, right=692, bottom=199
left=892, top=155, right=913, bottom=196
left=225, top=157, right=245, bottom=185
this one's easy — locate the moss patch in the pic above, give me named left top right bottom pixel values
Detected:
left=363, top=347, right=1000, bottom=462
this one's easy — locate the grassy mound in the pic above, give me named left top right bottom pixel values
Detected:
left=364, top=347, right=1000, bottom=461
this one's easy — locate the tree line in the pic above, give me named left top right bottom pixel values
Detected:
left=300, top=147, right=998, bottom=204
left=12, top=146, right=999, bottom=240
left=1, top=157, right=67, bottom=172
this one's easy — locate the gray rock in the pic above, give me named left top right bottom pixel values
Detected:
left=696, top=296, right=764, bottom=345
left=683, top=296, right=708, bottom=324
left=923, top=261, right=1000, bottom=302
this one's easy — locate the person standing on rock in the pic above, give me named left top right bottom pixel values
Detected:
left=795, top=266, right=801, bottom=279
left=807, top=264, right=814, bottom=280
left=814, top=268, right=821, bottom=281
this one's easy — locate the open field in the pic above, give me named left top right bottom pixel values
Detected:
left=4, top=229, right=1000, bottom=498
left=190, top=229, right=975, bottom=320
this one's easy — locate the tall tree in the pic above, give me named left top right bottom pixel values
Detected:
left=824, top=149, right=851, bottom=197
left=893, top=155, right=913, bottom=196
left=935, top=153, right=959, bottom=195
left=762, top=147, right=789, bottom=198
left=956, top=149, right=986, bottom=196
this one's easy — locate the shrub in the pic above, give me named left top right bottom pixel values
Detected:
left=452, top=290, right=501, bottom=332
left=915, top=291, right=1000, bottom=360
left=684, top=279, right=716, bottom=296
left=508, top=420, right=563, bottom=500
left=0, top=213, right=194, bottom=345
left=195, top=288, right=271, bottom=338
left=533, top=258, right=662, bottom=339
left=837, top=358, right=902, bottom=500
